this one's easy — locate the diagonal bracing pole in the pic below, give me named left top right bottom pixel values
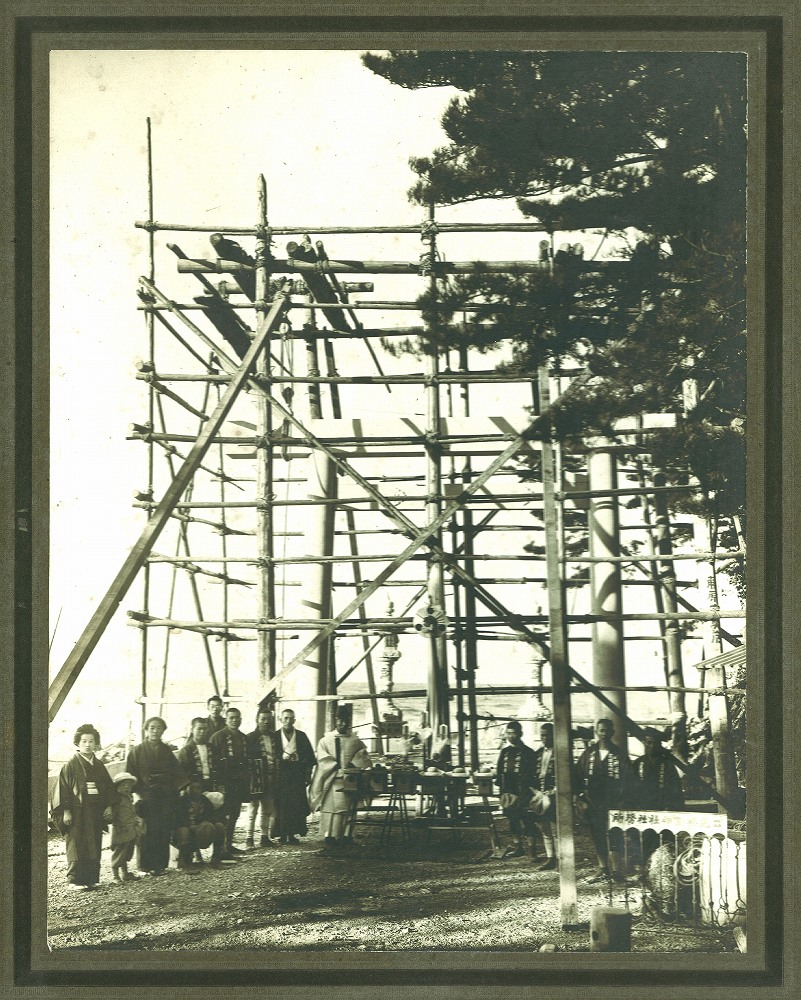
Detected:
left=255, top=374, right=592, bottom=703
left=48, top=282, right=293, bottom=722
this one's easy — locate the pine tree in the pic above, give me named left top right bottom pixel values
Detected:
left=364, top=50, right=746, bottom=548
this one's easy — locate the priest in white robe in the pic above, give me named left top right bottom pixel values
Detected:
left=309, top=706, right=371, bottom=850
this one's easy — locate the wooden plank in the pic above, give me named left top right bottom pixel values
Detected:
left=48, top=282, right=292, bottom=722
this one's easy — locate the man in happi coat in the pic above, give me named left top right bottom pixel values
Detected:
left=177, top=717, right=223, bottom=794
left=530, top=722, right=559, bottom=870
left=126, top=716, right=188, bottom=876
left=271, top=708, right=316, bottom=845
left=50, top=723, right=116, bottom=889
left=210, top=706, right=251, bottom=854
left=309, top=705, right=371, bottom=851
left=575, top=717, right=629, bottom=882
left=627, top=726, right=685, bottom=861
left=245, top=708, right=276, bottom=847
left=494, top=719, right=539, bottom=858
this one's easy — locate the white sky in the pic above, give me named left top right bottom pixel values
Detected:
left=49, top=49, right=733, bottom=758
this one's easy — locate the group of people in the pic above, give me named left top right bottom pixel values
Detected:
left=495, top=717, right=684, bottom=882
left=50, top=699, right=683, bottom=891
left=50, top=699, right=368, bottom=890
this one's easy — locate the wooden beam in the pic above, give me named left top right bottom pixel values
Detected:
left=177, top=257, right=629, bottom=277
left=48, top=281, right=292, bottom=722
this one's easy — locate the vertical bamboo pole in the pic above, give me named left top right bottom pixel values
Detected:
left=539, top=367, right=578, bottom=926
left=345, top=508, right=382, bottom=738
left=653, top=471, right=687, bottom=757
left=458, top=344, right=479, bottom=769
left=140, top=117, right=156, bottom=734
left=303, top=294, right=322, bottom=419
left=449, top=481, right=466, bottom=767
left=301, top=450, right=337, bottom=743
left=255, top=176, right=276, bottom=684
left=216, top=380, right=231, bottom=695
left=424, top=205, right=449, bottom=733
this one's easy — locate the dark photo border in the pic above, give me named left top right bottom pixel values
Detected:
left=2, top=3, right=797, bottom=997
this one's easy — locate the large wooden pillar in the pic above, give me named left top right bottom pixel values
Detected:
left=588, top=445, right=627, bottom=734
left=298, top=451, right=338, bottom=744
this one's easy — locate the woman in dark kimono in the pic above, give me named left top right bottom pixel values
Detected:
left=126, top=717, right=187, bottom=876
left=50, top=723, right=116, bottom=890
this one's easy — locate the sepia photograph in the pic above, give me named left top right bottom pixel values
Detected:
left=4, top=6, right=795, bottom=994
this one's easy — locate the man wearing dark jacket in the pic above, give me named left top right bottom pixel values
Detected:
left=210, top=707, right=250, bottom=854
left=495, top=720, right=539, bottom=858
left=575, top=717, right=628, bottom=882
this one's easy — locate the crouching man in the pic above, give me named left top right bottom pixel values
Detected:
left=171, top=780, right=227, bottom=870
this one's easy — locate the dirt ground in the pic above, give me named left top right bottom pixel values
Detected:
left=46, top=806, right=738, bottom=955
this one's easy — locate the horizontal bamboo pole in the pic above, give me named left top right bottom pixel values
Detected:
left=177, top=257, right=627, bottom=277
left=148, top=555, right=259, bottom=563
left=331, top=576, right=693, bottom=586
left=142, top=300, right=500, bottom=313
left=136, top=371, right=544, bottom=385
left=565, top=550, right=745, bottom=563
left=136, top=220, right=553, bottom=235
left=132, top=495, right=545, bottom=509
left=556, top=484, right=699, bottom=501
left=127, top=609, right=744, bottom=631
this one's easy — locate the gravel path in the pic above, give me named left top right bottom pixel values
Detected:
left=47, top=816, right=734, bottom=954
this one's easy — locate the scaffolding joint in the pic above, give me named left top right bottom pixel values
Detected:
left=420, top=219, right=439, bottom=242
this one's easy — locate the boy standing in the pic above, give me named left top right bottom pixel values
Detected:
left=110, top=771, right=144, bottom=882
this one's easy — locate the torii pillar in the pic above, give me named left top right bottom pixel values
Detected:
left=587, top=443, right=628, bottom=738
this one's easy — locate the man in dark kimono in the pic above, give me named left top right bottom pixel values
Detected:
left=575, top=717, right=629, bottom=882
left=494, top=720, right=539, bottom=858
left=50, top=723, right=116, bottom=889
left=210, top=706, right=250, bottom=854
left=126, top=716, right=188, bottom=876
left=271, top=708, right=316, bottom=845
left=177, top=717, right=223, bottom=794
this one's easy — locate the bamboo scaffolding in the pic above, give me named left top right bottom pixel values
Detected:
left=153, top=390, right=221, bottom=701
left=48, top=281, right=293, bottom=721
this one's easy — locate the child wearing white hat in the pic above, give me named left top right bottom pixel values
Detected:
left=110, top=772, right=144, bottom=882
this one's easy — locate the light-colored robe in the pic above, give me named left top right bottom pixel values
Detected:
left=309, top=731, right=369, bottom=838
